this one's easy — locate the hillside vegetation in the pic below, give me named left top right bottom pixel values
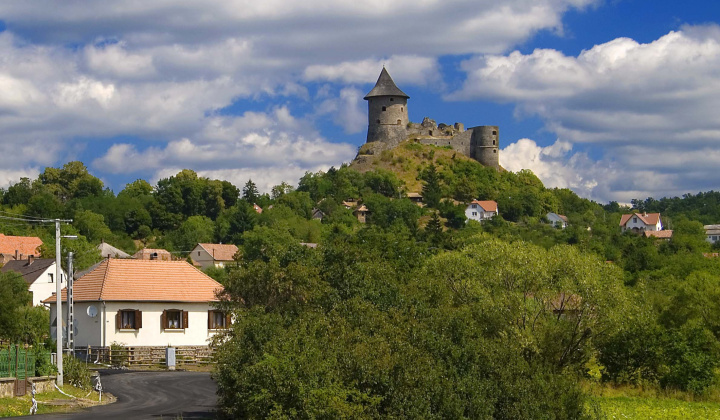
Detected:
left=2, top=155, right=720, bottom=418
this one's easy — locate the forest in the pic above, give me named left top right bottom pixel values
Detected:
left=2, top=142, right=720, bottom=418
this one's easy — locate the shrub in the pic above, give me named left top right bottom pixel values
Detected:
left=110, top=342, right=129, bottom=368
left=63, top=354, right=92, bottom=389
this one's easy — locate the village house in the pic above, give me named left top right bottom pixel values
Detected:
left=704, top=225, right=720, bottom=244
left=0, top=233, right=43, bottom=265
left=465, top=200, right=498, bottom=222
left=132, top=248, right=174, bottom=261
left=619, top=212, right=663, bottom=232
left=1, top=257, right=67, bottom=306
left=354, top=204, right=369, bottom=223
left=97, top=240, right=131, bottom=259
left=546, top=212, right=569, bottom=229
left=190, top=243, right=239, bottom=270
left=44, top=259, right=226, bottom=348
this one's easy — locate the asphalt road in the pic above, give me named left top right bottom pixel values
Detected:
left=35, top=370, right=217, bottom=419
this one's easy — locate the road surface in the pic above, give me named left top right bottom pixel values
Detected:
left=35, top=370, right=217, bottom=419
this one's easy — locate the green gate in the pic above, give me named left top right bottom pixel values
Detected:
left=0, top=345, right=46, bottom=396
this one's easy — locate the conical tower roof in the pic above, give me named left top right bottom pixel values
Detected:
left=364, top=67, right=409, bottom=100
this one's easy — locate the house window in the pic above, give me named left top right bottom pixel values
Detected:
left=208, top=310, right=230, bottom=330
left=472, top=204, right=477, bottom=208
left=382, top=106, right=387, bottom=111
left=48, top=273, right=53, bottom=283
left=162, top=309, right=187, bottom=330
left=472, top=212, right=477, bottom=216
left=116, top=309, right=142, bottom=330
left=198, top=251, right=201, bottom=256
left=633, top=217, right=637, bottom=223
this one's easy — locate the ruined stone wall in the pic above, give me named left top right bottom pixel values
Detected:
left=418, top=129, right=472, bottom=156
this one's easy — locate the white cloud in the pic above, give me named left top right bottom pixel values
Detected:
left=93, top=107, right=357, bottom=190
left=459, top=25, right=720, bottom=200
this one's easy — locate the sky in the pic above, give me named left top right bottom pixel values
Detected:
left=0, top=0, right=719, bottom=203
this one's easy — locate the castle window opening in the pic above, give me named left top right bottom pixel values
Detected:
left=493, top=149, right=496, bottom=153
left=382, top=106, right=386, bottom=111
left=493, top=140, right=496, bottom=145
left=377, top=119, right=380, bottom=123
left=429, top=130, right=433, bottom=135
left=397, top=119, right=401, bottom=125
left=401, top=107, right=403, bottom=111
left=390, top=98, right=394, bottom=102
left=492, top=131, right=497, bottom=135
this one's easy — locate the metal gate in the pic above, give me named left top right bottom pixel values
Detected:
left=0, top=345, right=37, bottom=396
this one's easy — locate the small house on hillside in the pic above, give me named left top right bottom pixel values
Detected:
left=97, top=240, right=131, bottom=259
left=620, top=212, right=663, bottom=233
left=1, top=257, right=67, bottom=306
left=407, top=193, right=423, bottom=206
left=253, top=204, right=263, bottom=214
left=354, top=205, right=369, bottom=223
left=133, top=248, right=173, bottom=261
left=465, top=200, right=498, bottom=223
left=311, top=208, right=325, bottom=221
left=0, top=234, right=43, bottom=264
left=644, top=230, right=673, bottom=240
left=190, top=243, right=239, bottom=269
left=546, top=212, right=569, bottom=229
left=44, top=259, right=226, bottom=348
left=705, top=225, right=720, bottom=244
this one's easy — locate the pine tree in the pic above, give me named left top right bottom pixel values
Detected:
left=242, top=179, right=259, bottom=203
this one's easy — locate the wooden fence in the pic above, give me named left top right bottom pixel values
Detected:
left=81, top=345, right=214, bottom=368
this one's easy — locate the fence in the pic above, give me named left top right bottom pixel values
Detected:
left=0, top=345, right=51, bottom=396
left=80, top=345, right=214, bottom=368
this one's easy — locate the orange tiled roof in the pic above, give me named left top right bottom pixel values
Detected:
left=470, top=200, right=498, bottom=212
left=620, top=212, right=661, bottom=227
left=197, top=243, right=238, bottom=262
left=644, top=230, right=673, bottom=239
left=0, top=234, right=43, bottom=257
left=44, top=259, right=222, bottom=303
left=132, top=248, right=173, bottom=260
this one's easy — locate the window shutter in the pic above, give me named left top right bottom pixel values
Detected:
left=225, top=313, right=232, bottom=327
left=161, top=310, right=167, bottom=329
left=183, top=311, right=189, bottom=329
left=208, top=310, right=212, bottom=329
left=116, top=311, right=121, bottom=330
left=135, top=310, right=142, bottom=329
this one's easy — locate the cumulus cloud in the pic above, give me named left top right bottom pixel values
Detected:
left=458, top=25, right=720, bottom=200
left=93, top=107, right=357, bottom=190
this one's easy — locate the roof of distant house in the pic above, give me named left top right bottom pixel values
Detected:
left=0, top=234, right=43, bottom=257
left=469, top=200, right=498, bottom=212
left=132, top=248, right=173, bottom=260
left=1, top=258, right=55, bottom=285
left=44, top=259, right=222, bottom=303
left=253, top=204, right=263, bottom=214
left=407, top=192, right=423, bottom=198
left=619, top=212, right=661, bottom=227
left=97, top=241, right=131, bottom=259
left=364, top=67, right=409, bottom=100
left=355, top=204, right=369, bottom=213
left=644, top=230, right=673, bottom=239
left=196, top=243, right=238, bottom=261
left=704, top=225, right=720, bottom=235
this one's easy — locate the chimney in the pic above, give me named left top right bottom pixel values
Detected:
left=28, top=255, right=34, bottom=265
left=19, top=253, right=23, bottom=261
left=15, top=250, right=18, bottom=260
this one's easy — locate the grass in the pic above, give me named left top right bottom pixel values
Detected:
left=0, top=384, right=109, bottom=417
left=586, top=382, right=720, bottom=419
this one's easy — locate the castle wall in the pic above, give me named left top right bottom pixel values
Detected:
left=367, top=96, right=408, bottom=147
left=418, top=130, right=472, bottom=156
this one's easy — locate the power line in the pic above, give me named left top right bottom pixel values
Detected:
left=0, top=210, right=48, bottom=221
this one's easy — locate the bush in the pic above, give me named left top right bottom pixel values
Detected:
left=110, top=342, right=128, bottom=368
left=63, top=354, right=92, bottom=389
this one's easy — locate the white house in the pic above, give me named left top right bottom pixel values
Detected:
left=619, top=212, right=663, bottom=232
left=705, top=225, right=720, bottom=244
left=190, top=243, right=239, bottom=270
left=1, top=257, right=67, bottom=306
left=44, top=259, right=226, bottom=348
left=465, top=200, right=498, bottom=222
left=546, top=212, right=569, bottom=229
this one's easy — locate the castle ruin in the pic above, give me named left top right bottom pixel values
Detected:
left=364, top=68, right=500, bottom=169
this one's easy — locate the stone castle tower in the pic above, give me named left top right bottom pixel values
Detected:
left=364, top=68, right=499, bottom=169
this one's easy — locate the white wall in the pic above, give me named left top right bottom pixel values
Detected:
left=49, top=301, right=223, bottom=347
left=29, top=265, right=67, bottom=306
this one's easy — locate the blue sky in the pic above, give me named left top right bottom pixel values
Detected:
left=0, top=0, right=719, bottom=203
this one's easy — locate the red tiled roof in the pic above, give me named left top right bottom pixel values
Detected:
left=644, top=230, right=673, bottom=239
left=0, top=234, right=43, bottom=257
left=469, top=200, right=498, bottom=212
left=197, top=243, right=238, bottom=262
left=44, top=259, right=222, bottom=303
left=619, top=212, right=661, bottom=227
left=253, top=204, right=263, bottom=214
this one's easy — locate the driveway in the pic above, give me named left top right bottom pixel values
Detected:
left=34, top=370, right=217, bottom=419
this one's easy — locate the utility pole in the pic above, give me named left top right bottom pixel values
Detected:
left=67, top=252, right=74, bottom=354
left=48, top=218, right=74, bottom=388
